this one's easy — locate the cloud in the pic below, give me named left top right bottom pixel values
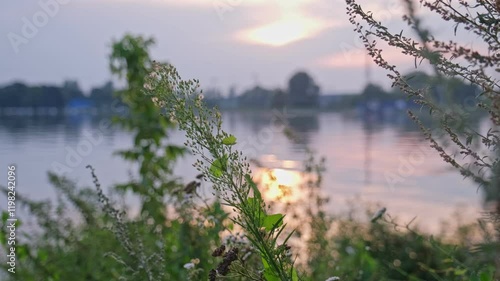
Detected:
left=314, top=44, right=414, bottom=69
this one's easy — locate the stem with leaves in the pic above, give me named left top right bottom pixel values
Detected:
left=143, top=62, right=298, bottom=281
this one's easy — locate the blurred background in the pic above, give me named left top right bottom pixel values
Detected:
left=0, top=0, right=486, bottom=232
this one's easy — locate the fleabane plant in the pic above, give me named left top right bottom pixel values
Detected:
left=143, top=62, right=299, bottom=281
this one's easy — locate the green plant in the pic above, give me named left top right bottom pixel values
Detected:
left=346, top=0, right=499, bottom=277
left=143, top=62, right=299, bottom=281
left=110, top=35, right=186, bottom=225
left=0, top=35, right=228, bottom=281
left=346, top=0, right=499, bottom=196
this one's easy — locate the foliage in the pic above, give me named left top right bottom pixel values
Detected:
left=0, top=173, right=128, bottom=281
left=0, top=35, right=229, bottom=281
left=305, top=204, right=498, bottom=281
left=109, top=34, right=187, bottom=225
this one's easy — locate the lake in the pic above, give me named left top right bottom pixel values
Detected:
left=0, top=110, right=482, bottom=232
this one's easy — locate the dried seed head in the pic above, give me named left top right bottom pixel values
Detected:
left=212, top=245, right=226, bottom=257
left=208, top=269, right=217, bottom=281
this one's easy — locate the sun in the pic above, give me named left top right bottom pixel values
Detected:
left=236, top=17, right=328, bottom=47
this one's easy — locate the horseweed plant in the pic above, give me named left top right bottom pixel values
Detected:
left=346, top=0, right=500, bottom=275
left=144, top=62, right=299, bottom=281
left=345, top=0, right=500, bottom=193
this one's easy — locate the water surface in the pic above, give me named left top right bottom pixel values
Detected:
left=0, top=111, right=481, bottom=232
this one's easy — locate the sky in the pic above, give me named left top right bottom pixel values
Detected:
left=0, top=0, right=483, bottom=95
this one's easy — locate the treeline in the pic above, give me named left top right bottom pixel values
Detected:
left=204, top=70, right=480, bottom=111
left=0, top=70, right=479, bottom=112
left=325, top=71, right=480, bottom=111
left=0, top=80, right=116, bottom=109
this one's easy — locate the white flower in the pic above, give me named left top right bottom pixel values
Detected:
left=169, top=112, right=177, bottom=123
left=183, top=262, right=195, bottom=270
left=345, top=246, right=355, bottom=255
left=325, top=277, right=340, bottom=281
left=149, top=71, right=161, bottom=81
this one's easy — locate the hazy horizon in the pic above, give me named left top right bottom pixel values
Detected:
left=0, top=0, right=480, bottom=94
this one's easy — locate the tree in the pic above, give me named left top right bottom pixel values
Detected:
left=0, top=82, right=27, bottom=107
left=89, top=81, right=115, bottom=107
left=390, top=71, right=480, bottom=107
left=287, top=71, right=320, bottom=108
left=38, top=86, right=64, bottom=108
left=271, top=88, right=287, bottom=109
left=361, top=83, right=389, bottom=100
left=0, top=83, right=64, bottom=109
left=238, top=86, right=274, bottom=108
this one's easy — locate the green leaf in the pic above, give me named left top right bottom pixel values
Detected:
left=262, top=257, right=270, bottom=268
left=245, top=174, right=262, bottom=200
left=454, top=268, right=467, bottom=276
left=479, top=269, right=493, bottom=281
left=37, top=249, right=49, bottom=263
left=292, top=269, right=299, bottom=281
left=222, top=135, right=237, bottom=145
left=264, top=271, right=280, bottom=281
left=261, top=257, right=280, bottom=281
left=263, top=214, right=284, bottom=231
left=247, top=197, right=265, bottom=226
left=209, top=157, right=227, bottom=178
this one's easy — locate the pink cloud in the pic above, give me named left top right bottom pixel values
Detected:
left=315, top=46, right=415, bottom=69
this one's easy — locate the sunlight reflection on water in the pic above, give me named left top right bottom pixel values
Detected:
left=255, top=167, right=303, bottom=202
